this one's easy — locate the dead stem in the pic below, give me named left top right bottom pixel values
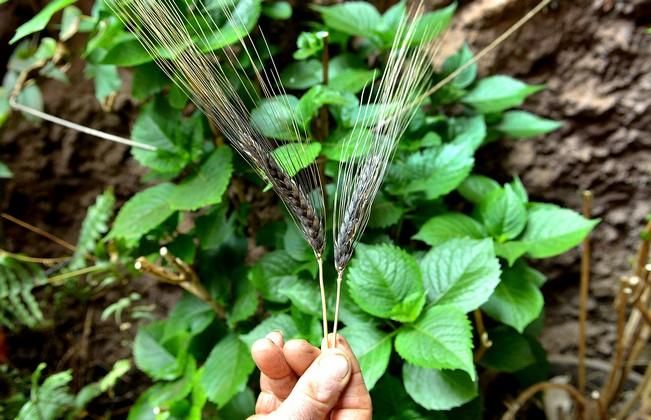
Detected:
left=135, top=248, right=225, bottom=317
left=473, top=309, right=492, bottom=362
left=591, top=391, right=607, bottom=420
left=501, top=382, right=588, bottom=420
left=1, top=212, right=76, bottom=252
left=578, top=190, right=592, bottom=395
left=600, top=278, right=631, bottom=408
left=615, top=360, right=651, bottom=420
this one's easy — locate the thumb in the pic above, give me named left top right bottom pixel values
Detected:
left=274, top=349, right=351, bottom=420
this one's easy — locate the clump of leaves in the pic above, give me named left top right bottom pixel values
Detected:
left=4, top=0, right=596, bottom=418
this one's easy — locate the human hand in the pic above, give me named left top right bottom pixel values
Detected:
left=248, top=332, right=372, bottom=420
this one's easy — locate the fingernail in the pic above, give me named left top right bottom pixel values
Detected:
left=319, top=353, right=350, bottom=381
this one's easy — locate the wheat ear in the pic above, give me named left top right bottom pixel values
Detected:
left=108, top=0, right=328, bottom=341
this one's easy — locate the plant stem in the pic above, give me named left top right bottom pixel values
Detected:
left=317, top=256, right=329, bottom=350
left=332, top=270, right=343, bottom=349
left=578, top=190, right=592, bottom=395
left=47, top=265, right=107, bottom=286
left=600, top=278, right=630, bottom=408
left=501, top=382, right=588, bottom=420
left=1, top=212, right=76, bottom=252
left=473, top=309, right=492, bottom=362
left=0, top=249, right=70, bottom=265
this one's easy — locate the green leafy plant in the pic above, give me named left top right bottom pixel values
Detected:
left=4, top=0, right=598, bottom=418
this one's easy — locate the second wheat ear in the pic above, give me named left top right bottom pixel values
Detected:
left=108, top=0, right=329, bottom=343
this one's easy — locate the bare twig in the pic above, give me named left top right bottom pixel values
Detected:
left=578, top=190, right=592, bottom=395
left=501, top=382, right=588, bottom=420
left=0, top=249, right=70, bottom=265
left=615, top=360, right=651, bottom=420
left=1, top=212, right=76, bottom=252
left=474, top=309, right=492, bottom=362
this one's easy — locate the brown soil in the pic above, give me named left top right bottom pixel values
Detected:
left=1, top=0, right=650, bottom=416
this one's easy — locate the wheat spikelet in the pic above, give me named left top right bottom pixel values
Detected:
left=108, top=0, right=329, bottom=340
left=331, top=1, right=448, bottom=341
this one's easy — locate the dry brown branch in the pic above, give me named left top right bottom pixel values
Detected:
left=578, top=190, right=592, bottom=395
left=501, top=382, right=588, bottom=420
left=474, top=309, right=492, bottom=362
left=1, top=212, right=76, bottom=252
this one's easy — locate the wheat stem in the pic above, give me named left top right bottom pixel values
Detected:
left=332, top=270, right=344, bottom=349
left=317, top=256, right=328, bottom=350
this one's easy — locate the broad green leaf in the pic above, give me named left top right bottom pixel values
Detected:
left=229, top=276, right=258, bottom=327
left=250, top=95, right=300, bottom=140
left=463, top=76, right=543, bottom=114
left=297, top=86, right=347, bottom=128
left=341, top=323, right=392, bottom=389
left=480, top=326, right=536, bottom=372
left=348, top=244, right=425, bottom=322
left=442, top=43, right=477, bottom=89
left=100, top=37, right=152, bottom=67
left=134, top=322, right=188, bottom=381
left=368, top=195, right=404, bottom=229
left=376, top=1, right=405, bottom=45
left=280, top=60, right=322, bottom=89
left=59, top=6, right=82, bottom=41
left=510, top=176, right=529, bottom=203
left=262, top=1, right=292, bottom=20
left=329, top=68, right=378, bottom=94
left=395, top=305, right=474, bottom=379
left=371, top=375, right=429, bottom=420
left=200, top=334, right=255, bottom=407
left=271, top=143, right=321, bottom=178
left=16, top=84, right=44, bottom=124
left=195, top=206, right=234, bottom=250
left=389, top=143, right=474, bottom=200
left=84, top=63, right=122, bottom=104
left=127, top=369, right=195, bottom=420
left=450, top=115, right=486, bottom=153
left=131, top=63, right=168, bottom=100
left=497, top=110, right=562, bottom=139
left=413, top=213, right=486, bottom=246
left=420, top=238, right=501, bottom=312
left=196, top=0, right=261, bottom=52
left=479, top=185, right=527, bottom=241
left=109, top=183, right=175, bottom=241
left=281, top=279, right=322, bottom=317
left=494, top=241, right=529, bottom=266
left=165, top=294, right=215, bottom=337
left=458, top=174, right=500, bottom=204
left=0, top=162, right=13, bottom=178
left=240, top=313, right=299, bottom=348
left=322, top=128, right=372, bottom=162
left=10, top=0, right=76, bottom=44
left=219, top=388, right=256, bottom=419
left=169, top=147, right=233, bottom=211
left=521, top=203, right=599, bottom=258
left=482, top=262, right=544, bottom=333
left=248, top=251, right=301, bottom=303
left=314, top=2, right=381, bottom=38
left=0, top=88, right=9, bottom=128
left=407, top=3, right=456, bottom=46
left=403, top=365, right=477, bottom=411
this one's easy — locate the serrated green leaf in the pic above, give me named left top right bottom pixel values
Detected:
left=497, top=110, right=562, bottom=139
left=195, top=206, right=234, bottom=250
left=59, top=6, right=82, bottom=41
left=281, top=279, right=321, bottom=317
left=371, top=374, right=429, bottom=420
left=479, top=184, right=527, bottom=241
left=407, top=3, right=456, bottom=46
left=134, top=322, right=188, bottom=381
left=131, top=63, right=168, bottom=100
left=403, top=365, right=477, bottom=411
left=480, top=326, right=536, bottom=372
left=494, top=241, right=529, bottom=266
left=248, top=251, right=301, bottom=303
left=420, top=238, right=501, bottom=312
left=165, top=294, right=215, bottom=337
left=169, top=147, right=233, bottom=211
left=341, top=324, right=392, bottom=390
left=451, top=115, right=486, bottom=153
left=329, top=68, right=378, bottom=94
left=368, top=195, right=404, bottom=229
left=219, top=388, right=255, bottom=419
left=388, top=143, right=474, bottom=200
left=280, top=60, right=322, bottom=89
left=272, top=143, right=321, bottom=178
left=283, top=223, right=313, bottom=261
left=521, top=203, right=599, bottom=258
left=109, top=183, right=175, bottom=242
left=510, top=176, right=529, bottom=203
left=84, top=63, right=122, bottom=104
left=229, top=276, right=258, bottom=327
left=458, top=174, right=500, bottom=204
left=200, top=334, right=255, bottom=407
left=314, top=2, right=381, bottom=39
left=395, top=305, right=474, bottom=379
left=250, top=95, right=300, bottom=140
left=413, top=213, right=486, bottom=246
left=442, top=43, right=477, bottom=89
left=297, top=85, right=347, bottom=128
left=100, top=37, right=152, bottom=67
left=10, top=0, right=76, bottom=44
left=348, top=244, right=425, bottom=322
left=195, top=0, right=261, bottom=52
left=240, top=313, right=299, bottom=349
left=482, top=262, right=544, bottom=333
left=463, top=76, right=543, bottom=114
